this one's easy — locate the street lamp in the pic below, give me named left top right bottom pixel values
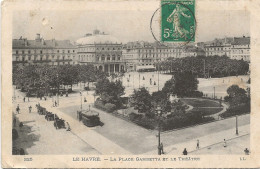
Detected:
left=236, top=115, right=239, bottom=135
left=169, top=94, right=175, bottom=113
left=80, top=91, right=82, bottom=112
left=213, top=86, right=215, bottom=99
left=56, top=74, right=59, bottom=106
left=156, top=105, right=162, bottom=155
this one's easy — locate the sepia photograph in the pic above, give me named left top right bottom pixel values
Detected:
left=2, top=0, right=259, bottom=168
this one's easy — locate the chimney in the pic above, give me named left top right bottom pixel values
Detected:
left=36, top=33, right=41, bottom=41
left=42, top=38, right=45, bottom=45
left=24, top=38, right=28, bottom=46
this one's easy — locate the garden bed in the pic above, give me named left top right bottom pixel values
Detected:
left=189, top=107, right=223, bottom=116
left=181, top=98, right=221, bottom=107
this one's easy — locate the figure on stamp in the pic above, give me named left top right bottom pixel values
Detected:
left=167, top=4, right=191, bottom=39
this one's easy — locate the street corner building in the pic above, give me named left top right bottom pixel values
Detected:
left=76, top=29, right=125, bottom=73
left=12, top=34, right=78, bottom=66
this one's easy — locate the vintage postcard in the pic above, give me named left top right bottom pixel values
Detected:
left=1, top=0, right=260, bottom=168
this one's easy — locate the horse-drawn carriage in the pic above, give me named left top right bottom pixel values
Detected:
left=36, top=104, right=47, bottom=115
left=77, top=110, right=100, bottom=127
left=45, top=112, right=55, bottom=121
left=54, top=117, right=65, bottom=129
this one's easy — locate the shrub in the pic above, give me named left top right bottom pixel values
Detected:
left=129, top=112, right=143, bottom=121
left=134, top=117, right=156, bottom=130
left=186, top=91, right=203, bottom=98
left=94, top=100, right=116, bottom=113
left=94, top=100, right=106, bottom=111
left=104, top=103, right=116, bottom=113
left=220, top=103, right=250, bottom=118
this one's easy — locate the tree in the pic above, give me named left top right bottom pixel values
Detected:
left=95, top=78, right=125, bottom=107
left=162, top=72, right=198, bottom=97
left=130, top=87, right=152, bottom=114
left=161, top=76, right=175, bottom=95
left=225, top=85, right=249, bottom=106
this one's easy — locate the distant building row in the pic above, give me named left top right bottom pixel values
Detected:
left=12, top=31, right=250, bottom=72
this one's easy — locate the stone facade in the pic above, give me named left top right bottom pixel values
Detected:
left=12, top=34, right=77, bottom=66
left=76, top=30, right=125, bottom=73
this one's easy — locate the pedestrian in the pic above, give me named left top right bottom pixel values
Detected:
left=244, top=148, right=250, bottom=155
left=66, top=122, right=71, bottom=131
left=84, top=97, right=87, bottom=102
left=23, top=97, right=25, bottom=102
left=28, top=97, right=29, bottom=102
left=160, top=143, right=164, bottom=154
left=13, top=117, right=16, bottom=127
left=29, top=106, right=32, bottom=113
left=44, top=96, right=47, bottom=101
left=19, top=122, right=23, bottom=128
left=16, top=104, right=20, bottom=114
left=196, top=139, right=200, bottom=149
left=54, top=101, right=57, bottom=107
left=183, top=148, right=188, bottom=155
left=223, top=139, right=227, bottom=147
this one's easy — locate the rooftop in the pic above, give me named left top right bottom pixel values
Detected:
left=13, top=34, right=76, bottom=49
left=76, top=30, right=121, bottom=45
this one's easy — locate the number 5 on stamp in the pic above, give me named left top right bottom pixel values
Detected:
left=161, top=0, right=196, bottom=42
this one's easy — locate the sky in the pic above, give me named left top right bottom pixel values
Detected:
left=13, top=9, right=250, bottom=43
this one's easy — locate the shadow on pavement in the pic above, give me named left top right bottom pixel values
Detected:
left=12, top=117, right=40, bottom=155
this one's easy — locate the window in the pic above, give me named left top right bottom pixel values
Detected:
left=73, top=50, right=75, bottom=53
left=63, top=56, right=65, bottom=60
left=28, top=50, right=31, bottom=54
left=63, top=50, right=65, bottom=53
left=107, top=57, right=110, bottom=60
left=40, top=50, right=42, bottom=54
left=118, top=57, right=121, bottom=60
left=57, top=50, right=59, bottom=53
left=16, top=50, right=18, bottom=54
left=68, top=50, right=70, bottom=53
left=22, top=50, right=24, bottom=54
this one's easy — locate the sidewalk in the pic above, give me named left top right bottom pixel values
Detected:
left=40, top=100, right=132, bottom=155
left=143, top=124, right=249, bottom=155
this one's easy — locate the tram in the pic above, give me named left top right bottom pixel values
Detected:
left=77, top=110, right=100, bottom=127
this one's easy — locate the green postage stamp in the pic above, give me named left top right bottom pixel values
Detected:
left=161, top=0, right=196, bottom=42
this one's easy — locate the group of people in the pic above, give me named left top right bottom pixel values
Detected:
left=16, top=104, right=32, bottom=114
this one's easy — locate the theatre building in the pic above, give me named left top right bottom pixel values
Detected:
left=76, top=30, right=125, bottom=73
